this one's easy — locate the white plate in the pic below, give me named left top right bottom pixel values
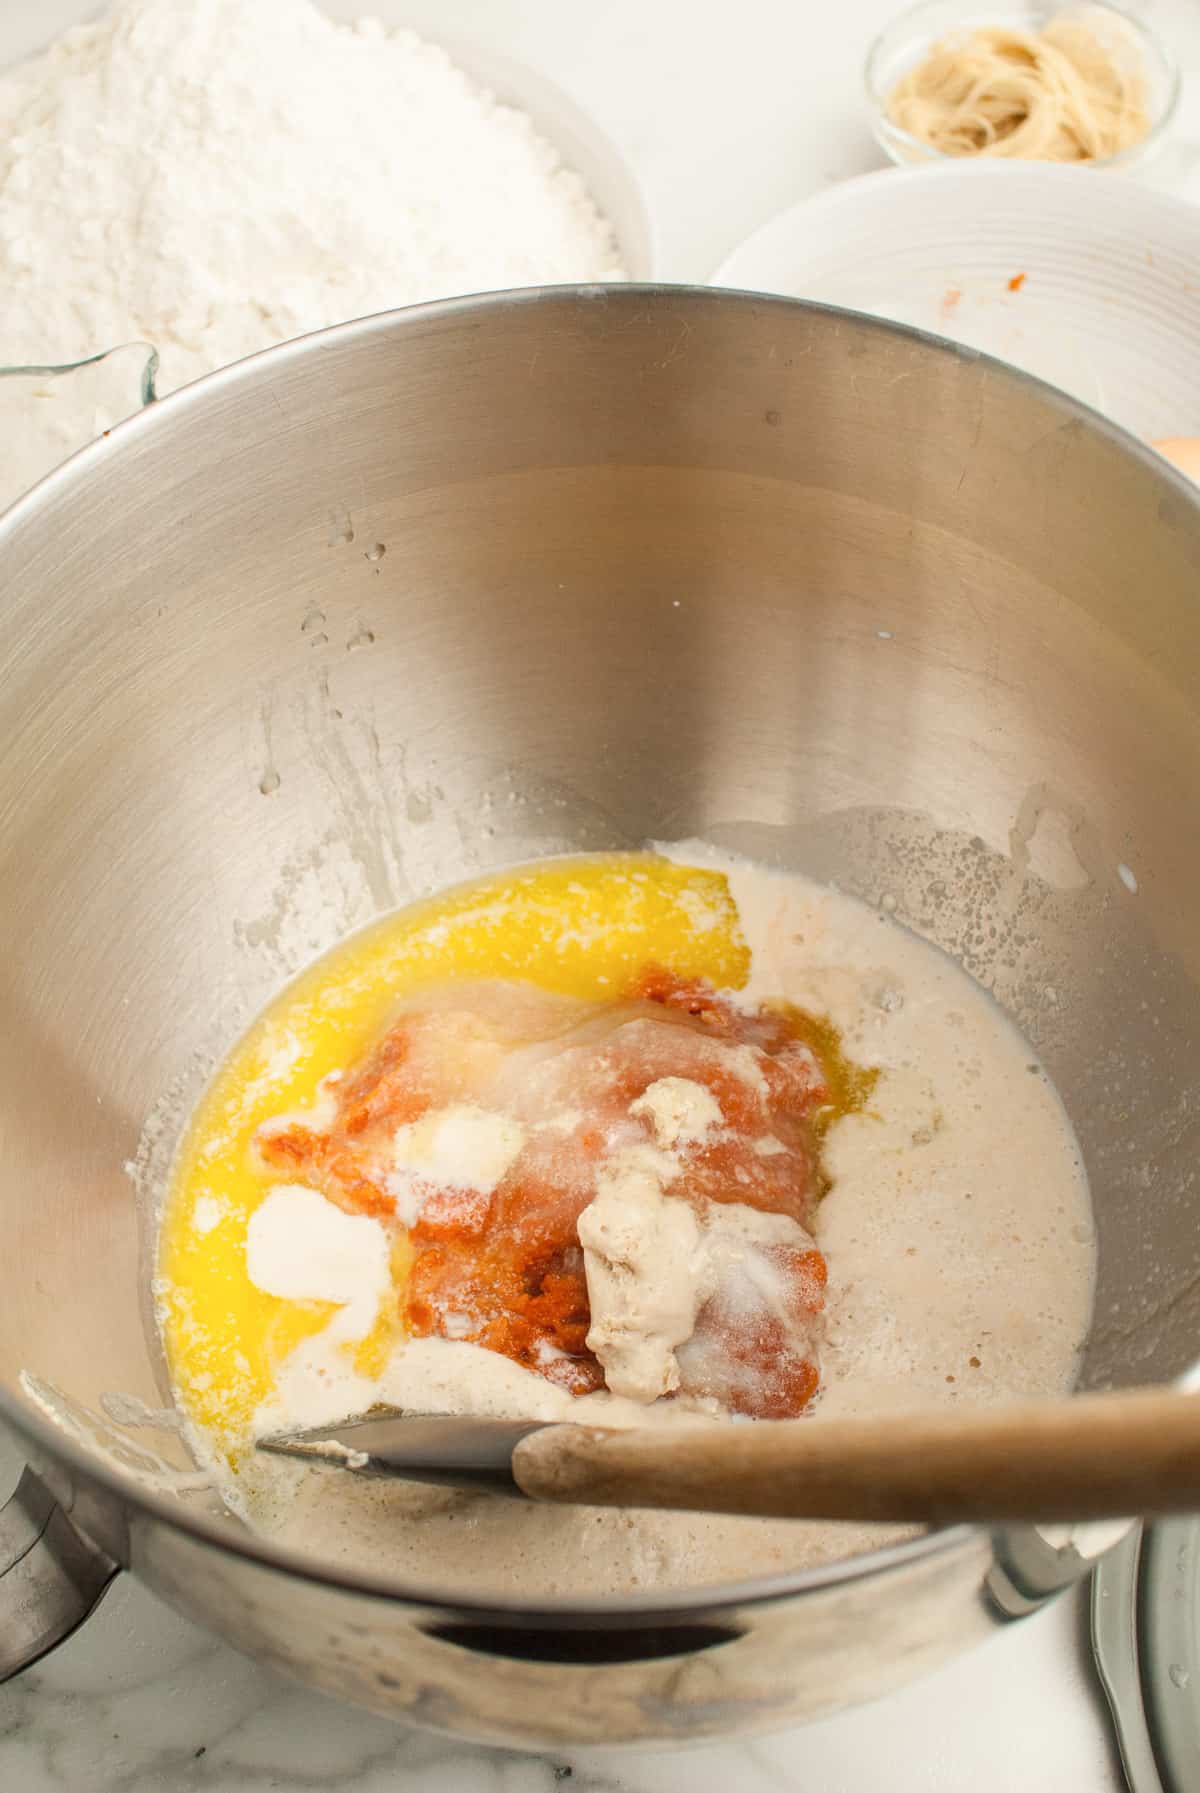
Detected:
left=713, top=163, right=1200, bottom=440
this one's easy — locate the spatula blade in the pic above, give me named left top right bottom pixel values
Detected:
left=257, top=1408, right=545, bottom=1497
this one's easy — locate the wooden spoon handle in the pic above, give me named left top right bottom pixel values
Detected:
left=511, top=1388, right=1200, bottom=1524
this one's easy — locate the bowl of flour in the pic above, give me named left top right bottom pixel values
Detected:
left=0, top=0, right=654, bottom=511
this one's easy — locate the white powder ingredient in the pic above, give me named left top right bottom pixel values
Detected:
left=245, top=1183, right=389, bottom=1342
left=0, top=0, right=626, bottom=508
left=191, top=1195, right=225, bottom=1236
left=385, top=1104, right=526, bottom=1226
left=629, top=1075, right=723, bottom=1149
left=673, top=1201, right=822, bottom=1396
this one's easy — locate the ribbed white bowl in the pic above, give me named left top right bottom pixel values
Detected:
left=714, top=163, right=1200, bottom=439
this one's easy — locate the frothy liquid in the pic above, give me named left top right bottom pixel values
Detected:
left=159, top=849, right=1094, bottom=1596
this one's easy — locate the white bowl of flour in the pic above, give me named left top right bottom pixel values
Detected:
left=0, top=0, right=655, bottom=510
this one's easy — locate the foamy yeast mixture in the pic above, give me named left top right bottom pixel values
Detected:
left=158, top=847, right=1094, bottom=1596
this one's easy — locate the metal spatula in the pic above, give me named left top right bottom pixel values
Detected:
left=258, top=1386, right=1200, bottom=1525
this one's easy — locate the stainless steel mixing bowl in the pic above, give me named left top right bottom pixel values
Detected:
left=2, top=287, right=1199, bottom=1747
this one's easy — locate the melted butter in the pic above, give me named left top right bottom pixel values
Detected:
left=768, top=1001, right=881, bottom=1136
left=159, top=854, right=751, bottom=1444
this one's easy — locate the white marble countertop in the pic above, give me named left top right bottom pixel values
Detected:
left=5, top=0, right=1200, bottom=1786
left=0, top=1416, right=1124, bottom=1793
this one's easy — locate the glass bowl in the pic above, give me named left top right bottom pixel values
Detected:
left=865, top=0, right=1181, bottom=173
left=0, top=342, right=159, bottom=517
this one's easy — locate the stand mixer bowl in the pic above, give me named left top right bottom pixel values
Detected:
left=1, top=287, right=1199, bottom=1745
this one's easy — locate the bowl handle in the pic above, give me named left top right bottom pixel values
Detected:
left=0, top=1465, right=118, bottom=1681
left=987, top=1516, right=1139, bottom=1619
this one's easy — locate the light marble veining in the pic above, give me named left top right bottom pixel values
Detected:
left=0, top=1572, right=1126, bottom=1793
left=6, top=0, right=1200, bottom=1786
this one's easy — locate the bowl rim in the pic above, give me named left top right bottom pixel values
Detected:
left=3, top=282, right=1199, bottom=1622
left=863, top=0, right=1182, bottom=173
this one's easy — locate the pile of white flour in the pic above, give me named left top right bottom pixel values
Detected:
left=0, top=0, right=626, bottom=506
